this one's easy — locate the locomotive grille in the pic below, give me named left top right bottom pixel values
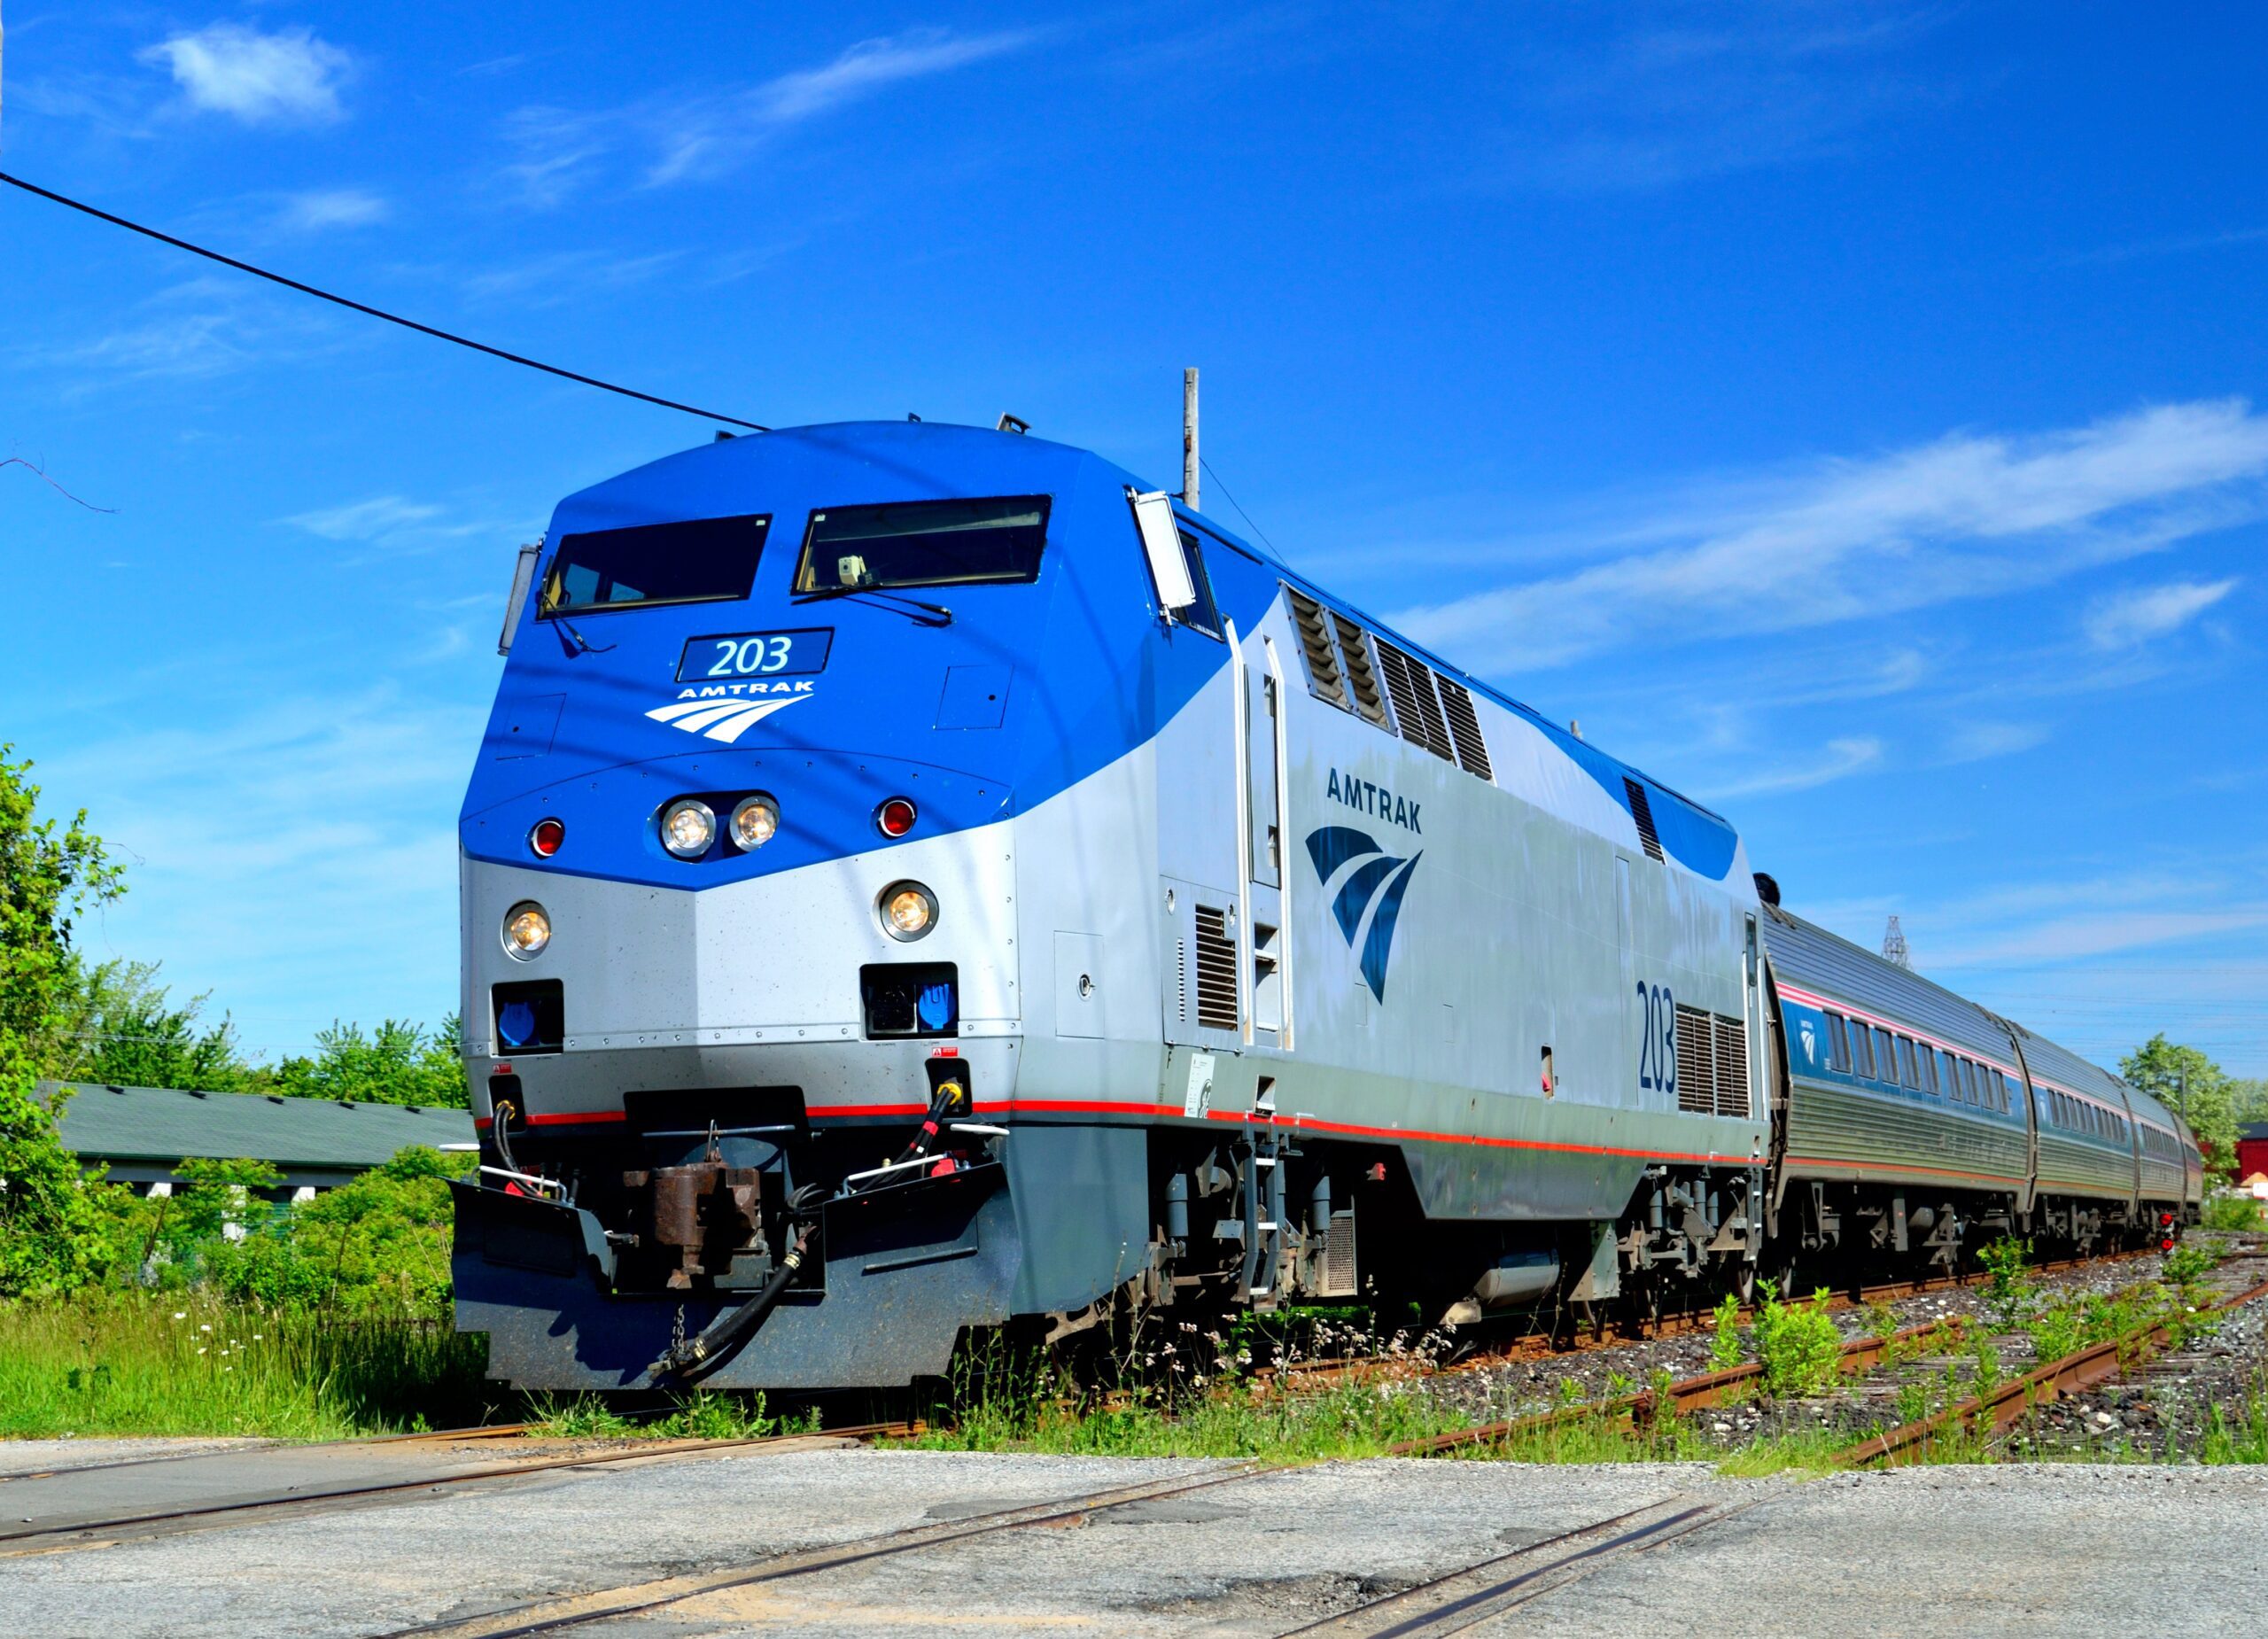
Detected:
left=1674, top=1004, right=1751, bottom=1117
left=1674, top=1005, right=1715, bottom=1114
left=1333, top=614, right=1391, bottom=726
left=1376, top=640, right=1456, bottom=763
left=1286, top=587, right=1348, bottom=708
left=1175, top=937, right=1188, bottom=1025
left=1319, top=1208, right=1358, bottom=1297
left=1433, top=676, right=1494, bottom=781
left=1713, top=1014, right=1750, bottom=1118
left=1624, top=777, right=1666, bottom=862
left=1193, top=905, right=1239, bottom=1031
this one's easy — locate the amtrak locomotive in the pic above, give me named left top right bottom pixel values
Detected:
left=453, top=419, right=2202, bottom=1390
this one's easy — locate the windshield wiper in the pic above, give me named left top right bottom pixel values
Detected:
left=538, top=593, right=617, bottom=654
left=790, top=585, right=953, bottom=627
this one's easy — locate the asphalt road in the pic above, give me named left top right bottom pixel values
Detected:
left=2, top=1441, right=2261, bottom=1636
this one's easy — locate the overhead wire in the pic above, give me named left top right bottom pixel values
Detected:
left=0, top=169, right=770, bottom=431
left=1199, top=454, right=1291, bottom=568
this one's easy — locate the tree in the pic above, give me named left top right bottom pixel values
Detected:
left=0, top=749, right=125, bottom=1294
left=46, top=959, right=257, bottom=1091
left=270, top=1017, right=466, bottom=1108
left=2124, top=1034, right=2238, bottom=1177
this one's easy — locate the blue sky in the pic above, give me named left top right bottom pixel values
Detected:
left=2, top=3, right=2262, bottom=1076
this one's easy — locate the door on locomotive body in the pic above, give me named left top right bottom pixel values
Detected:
left=1132, top=494, right=1275, bottom=1112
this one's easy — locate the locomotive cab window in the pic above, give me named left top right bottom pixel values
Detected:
left=796, top=495, right=1049, bottom=592
left=1171, top=528, right=1223, bottom=637
left=542, top=514, right=770, bottom=615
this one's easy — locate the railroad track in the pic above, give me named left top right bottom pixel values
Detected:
left=1829, top=1263, right=2268, bottom=1467
left=0, top=1420, right=542, bottom=1487
left=0, top=1423, right=913, bottom=1558
left=1264, top=1244, right=2157, bottom=1397
left=1380, top=1312, right=1966, bottom=1457
left=1281, top=1494, right=1759, bottom=1637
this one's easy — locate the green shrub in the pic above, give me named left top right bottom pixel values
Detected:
left=1977, top=1235, right=2036, bottom=1331
left=1708, top=1293, right=1742, bottom=1371
left=1751, top=1282, right=1844, bottom=1398
left=2204, top=1196, right=2264, bottom=1232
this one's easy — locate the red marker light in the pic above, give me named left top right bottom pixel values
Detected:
left=529, top=818, right=565, bottom=858
left=2161, top=1238, right=2176, bottom=1252
left=876, top=797, right=917, bottom=838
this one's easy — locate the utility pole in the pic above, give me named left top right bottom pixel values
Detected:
left=1182, top=368, right=1199, bottom=512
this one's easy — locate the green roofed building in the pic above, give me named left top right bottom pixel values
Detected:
left=39, top=1081, right=476, bottom=1200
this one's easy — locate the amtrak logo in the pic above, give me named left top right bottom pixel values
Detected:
left=646, top=685, right=813, bottom=744
left=1305, top=826, right=1423, bottom=1003
left=1798, top=1020, right=1817, bottom=1064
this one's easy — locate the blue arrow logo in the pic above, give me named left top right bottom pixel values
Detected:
left=1304, top=826, right=1423, bottom=1003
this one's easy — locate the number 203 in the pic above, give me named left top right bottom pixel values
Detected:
left=708, top=634, right=796, bottom=677
left=1635, top=982, right=1677, bottom=1095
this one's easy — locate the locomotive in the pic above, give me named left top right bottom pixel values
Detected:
left=450, top=418, right=2202, bottom=1390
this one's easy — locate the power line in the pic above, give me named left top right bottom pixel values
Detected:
left=0, top=170, right=770, bottom=431
left=1199, top=454, right=1288, bottom=565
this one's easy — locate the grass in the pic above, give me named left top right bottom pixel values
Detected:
left=525, top=1389, right=816, bottom=1441
left=2203, top=1196, right=2265, bottom=1233
left=901, top=1377, right=1477, bottom=1461
left=0, top=1293, right=495, bottom=1440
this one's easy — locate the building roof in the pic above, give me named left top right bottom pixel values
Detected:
left=2239, top=1122, right=2268, bottom=1143
left=39, top=1081, right=474, bottom=1175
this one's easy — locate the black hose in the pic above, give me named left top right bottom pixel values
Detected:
left=648, top=1186, right=825, bottom=1386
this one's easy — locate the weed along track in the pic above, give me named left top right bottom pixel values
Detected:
left=1830, top=1263, right=2268, bottom=1467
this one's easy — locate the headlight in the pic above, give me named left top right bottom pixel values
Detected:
left=729, top=794, right=779, bottom=851
left=880, top=881, right=937, bottom=941
left=660, top=798, right=716, bottom=859
left=502, top=901, right=551, bottom=959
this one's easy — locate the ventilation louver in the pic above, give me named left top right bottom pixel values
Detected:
left=1673, top=1005, right=1751, bottom=1118
left=1675, top=1004, right=1715, bottom=1114
left=1433, top=676, right=1494, bottom=781
left=1712, top=1014, right=1750, bottom=1119
left=1333, top=615, right=1390, bottom=726
left=1192, top=905, right=1239, bottom=1031
left=1375, top=641, right=1456, bottom=763
left=1624, top=777, right=1665, bottom=863
left=1285, top=587, right=1347, bottom=708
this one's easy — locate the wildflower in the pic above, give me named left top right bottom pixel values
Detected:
left=252, top=1335, right=262, bottom=1342
left=197, top=1347, right=207, bottom=1355
left=198, top=1324, right=213, bottom=1333
left=173, top=1311, right=187, bottom=1321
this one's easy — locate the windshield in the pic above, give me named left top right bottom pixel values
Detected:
left=541, top=515, right=770, bottom=616
left=795, top=496, right=1049, bottom=592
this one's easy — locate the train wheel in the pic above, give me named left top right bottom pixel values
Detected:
left=1732, top=1258, right=1757, bottom=1307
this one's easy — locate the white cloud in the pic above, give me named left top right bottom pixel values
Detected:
left=140, top=22, right=352, bottom=126
left=277, top=188, right=388, bottom=231
left=30, top=278, right=341, bottom=384
left=1707, top=735, right=1881, bottom=798
left=2083, top=578, right=2240, bottom=649
left=492, top=28, right=1031, bottom=205
left=284, top=496, right=443, bottom=541
left=38, top=687, right=479, bottom=1055
left=1937, top=721, right=2051, bottom=764
left=649, top=28, right=1030, bottom=184
left=1394, top=400, right=2268, bottom=672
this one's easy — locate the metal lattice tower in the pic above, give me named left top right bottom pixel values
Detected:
left=1881, top=915, right=1910, bottom=969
